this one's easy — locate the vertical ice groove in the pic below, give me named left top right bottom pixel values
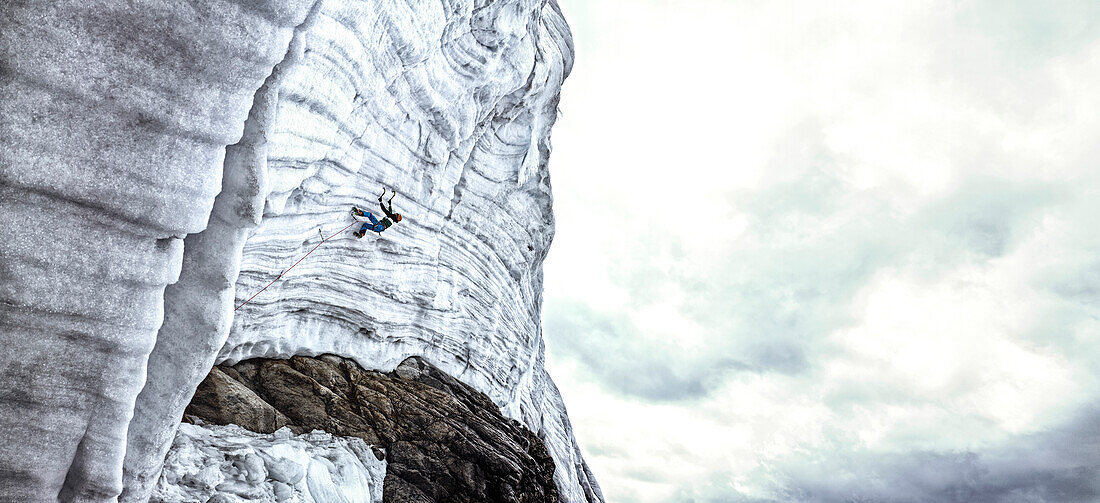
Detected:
left=119, top=12, right=322, bottom=497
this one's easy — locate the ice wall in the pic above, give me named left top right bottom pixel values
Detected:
left=214, top=1, right=602, bottom=501
left=0, top=0, right=317, bottom=500
left=1, top=0, right=600, bottom=501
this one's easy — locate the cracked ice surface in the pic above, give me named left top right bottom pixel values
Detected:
left=219, top=1, right=603, bottom=501
left=153, top=423, right=384, bottom=503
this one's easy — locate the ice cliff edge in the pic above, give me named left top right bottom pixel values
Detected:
left=0, top=0, right=602, bottom=502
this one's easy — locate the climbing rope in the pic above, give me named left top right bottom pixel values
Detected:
left=234, top=219, right=359, bottom=311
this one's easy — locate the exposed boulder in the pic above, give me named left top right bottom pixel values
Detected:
left=187, top=355, right=559, bottom=503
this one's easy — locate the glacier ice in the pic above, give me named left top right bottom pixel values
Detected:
left=0, top=0, right=601, bottom=501
left=0, top=0, right=319, bottom=499
left=218, top=1, right=600, bottom=498
left=152, top=423, right=384, bottom=503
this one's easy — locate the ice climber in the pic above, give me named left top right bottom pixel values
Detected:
left=352, top=188, right=403, bottom=238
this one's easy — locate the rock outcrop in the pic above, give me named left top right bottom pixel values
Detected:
left=186, top=355, right=559, bottom=503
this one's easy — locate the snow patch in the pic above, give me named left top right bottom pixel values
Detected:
left=153, top=423, right=384, bottom=503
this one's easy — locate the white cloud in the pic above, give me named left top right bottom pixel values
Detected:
left=544, top=0, right=1100, bottom=501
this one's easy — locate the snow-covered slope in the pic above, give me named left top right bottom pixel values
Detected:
left=1, top=0, right=599, bottom=501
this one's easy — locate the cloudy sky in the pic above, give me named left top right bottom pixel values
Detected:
left=540, top=1, right=1100, bottom=501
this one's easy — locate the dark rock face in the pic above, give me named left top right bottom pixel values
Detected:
left=186, top=355, right=559, bottom=503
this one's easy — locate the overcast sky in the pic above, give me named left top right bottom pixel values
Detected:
left=541, top=1, right=1100, bottom=501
